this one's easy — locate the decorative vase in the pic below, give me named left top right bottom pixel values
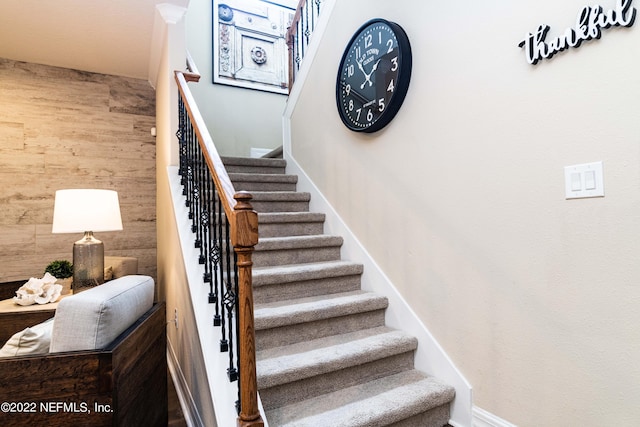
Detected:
left=56, top=277, right=73, bottom=296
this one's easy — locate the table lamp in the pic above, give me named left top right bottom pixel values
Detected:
left=52, top=189, right=123, bottom=293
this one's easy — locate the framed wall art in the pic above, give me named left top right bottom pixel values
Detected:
left=212, top=0, right=297, bottom=94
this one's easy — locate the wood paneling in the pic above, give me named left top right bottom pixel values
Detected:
left=0, top=58, right=156, bottom=282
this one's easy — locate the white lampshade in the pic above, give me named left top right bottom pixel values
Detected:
left=52, top=189, right=123, bottom=233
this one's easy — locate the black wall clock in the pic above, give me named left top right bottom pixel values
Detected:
left=336, top=18, right=412, bottom=133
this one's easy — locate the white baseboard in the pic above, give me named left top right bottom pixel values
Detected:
left=250, top=147, right=273, bottom=158
left=167, top=340, right=204, bottom=427
left=472, top=407, right=518, bottom=427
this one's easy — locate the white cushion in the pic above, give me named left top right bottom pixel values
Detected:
left=0, top=318, right=54, bottom=357
left=50, top=275, right=154, bottom=352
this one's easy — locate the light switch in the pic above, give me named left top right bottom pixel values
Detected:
left=564, top=161, right=604, bottom=199
left=571, top=172, right=582, bottom=191
left=584, top=170, right=596, bottom=190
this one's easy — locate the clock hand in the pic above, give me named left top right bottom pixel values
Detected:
left=367, top=59, right=382, bottom=86
left=339, top=81, right=370, bottom=105
left=357, top=58, right=374, bottom=89
left=360, top=58, right=383, bottom=89
left=356, top=58, right=367, bottom=77
left=360, top=71, right=373, bottom=89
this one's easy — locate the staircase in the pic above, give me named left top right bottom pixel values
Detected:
left=223, top=156, right=455, bottom=427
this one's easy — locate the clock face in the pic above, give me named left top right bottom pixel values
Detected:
left=336, top=19, right=412, bottom=133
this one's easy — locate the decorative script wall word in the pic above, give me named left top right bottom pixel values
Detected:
left=519, top=0, right=637, bottom=64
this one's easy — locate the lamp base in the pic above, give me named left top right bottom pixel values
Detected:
left=72, top=231, right=104, bottom=293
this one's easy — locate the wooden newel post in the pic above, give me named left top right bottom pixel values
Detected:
left=286, top=30, right=295, bottom=93
left=232, top=191, right=264, bottom=427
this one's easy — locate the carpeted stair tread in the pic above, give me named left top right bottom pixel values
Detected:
left=221, top=156, right=286, bottom=169
left=258, top=211, right=325, bottom=224
left=249, top=191, right=311, bottom=213
left=252, top=260, right=363, bottom=286
left=256, top=212, right=326, bottom=237
left=256, top=327, right=417, bottom=389
left=256, top=234, right=343, bottom=250
left=252, top=261, right=364, bottom=304
left=254, top=290, right=388, bottom=330
left=230, top=172, right=298, bottom=191
left=266, top=369, right=455, bottom=427
left=250, top=191, right=311, bottom=202
left=229, top=172, right=298, bottom=183
left=253, top=235, right=344, bottom=266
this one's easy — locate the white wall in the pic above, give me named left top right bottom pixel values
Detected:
left=289, top=0, right=640, bottom=425
left=185, top=0, right=286, bottom=157
left=154, top=4, right=217, bottom=425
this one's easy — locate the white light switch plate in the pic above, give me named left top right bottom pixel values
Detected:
left=564, top=161, right=604, bottom=199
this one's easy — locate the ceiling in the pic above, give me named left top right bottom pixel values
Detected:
left=0, top=0, right=188, bottom=80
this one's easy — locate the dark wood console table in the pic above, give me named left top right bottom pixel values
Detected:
left=0, top=280, right=25, bottom=301
left=0, top=297, right=62, bottom=345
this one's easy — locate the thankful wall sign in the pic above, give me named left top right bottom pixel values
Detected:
left=519, top=0, right=637, bottom=64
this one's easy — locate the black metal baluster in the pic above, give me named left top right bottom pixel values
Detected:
left=189, top=124, right=196, bottom=209
left=219, top=198, right=229, bottom=351
left=187, top=126, right=191, bottom=200
left=186, top=120, right=194, bottom=211
left=193, top=150, right=201, bottom=238
left=308, top=1, right=315, bottom=41
left=184, top=120, right=190, bottom=197
left=301, top=5, right=307, bottom=59
left=304, top=1, right=315, bottom=55
left=224, top=217, right=238, bottom=382
left=212, top=193, right=222, bottom=325
left=297, top=12, right=303, bottom=73
left=294, top=31, right=300, bottom=76
left=233, top=250, right=241, bottom=412
left=203, top=165, right=212, bottom=285
left=177, top=97, right=187, bottom=181
left=195, top=153, right=204, bottom=260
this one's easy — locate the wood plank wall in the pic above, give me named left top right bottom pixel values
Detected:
left=0, top=58, right=157, bottom=283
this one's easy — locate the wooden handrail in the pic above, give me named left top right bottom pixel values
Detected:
left=174, top=70, right=263, bottom=427
left=185, top=51, right=201, bottom=82
left=175, top=71, right=236, bottom=218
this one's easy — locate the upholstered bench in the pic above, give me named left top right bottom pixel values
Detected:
left=0, top=275, right=167, bottom=426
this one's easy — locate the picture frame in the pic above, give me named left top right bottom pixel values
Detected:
left=212, top=0, right=297, bottom=94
